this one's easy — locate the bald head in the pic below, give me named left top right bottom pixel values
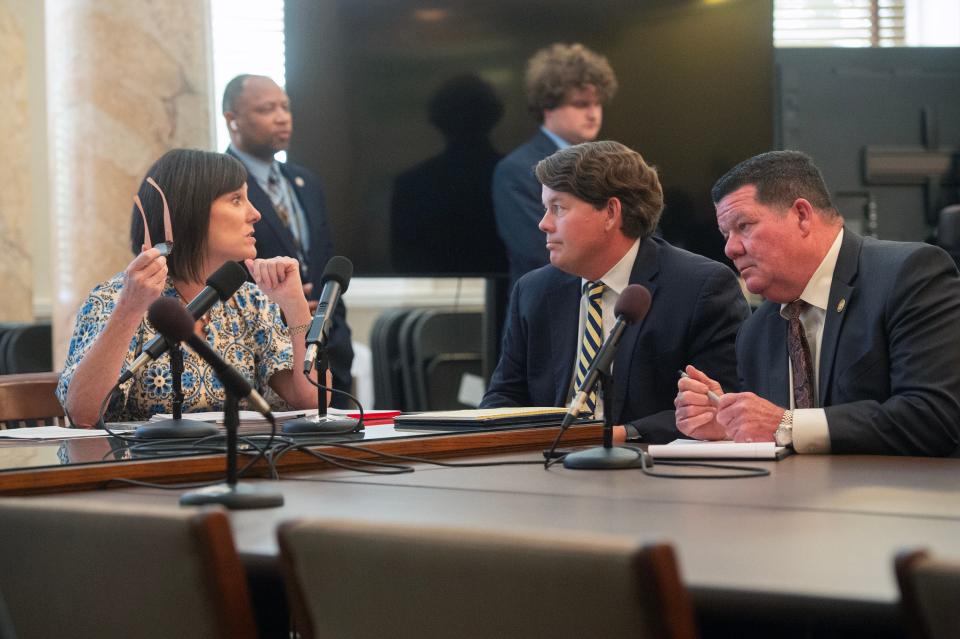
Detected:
left=222, top=75, right=292, bottom=161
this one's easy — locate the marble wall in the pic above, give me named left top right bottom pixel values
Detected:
left=47, top=0, right=214, bottom=366
left=0, top=0, right=35, bottom=322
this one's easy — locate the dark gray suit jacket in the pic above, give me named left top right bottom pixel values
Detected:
left=738, top=229, right=960, bottom=456
left=492, top=131, right=558, bottom=288
left=482, top=236, right=749, bottom=443
left=227, top=148, right=354, bottom=406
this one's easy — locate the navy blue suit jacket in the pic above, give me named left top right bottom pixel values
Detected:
left=482, top=236, right=749, bottom=443
left=492, top=131, right=558, bottom=287
left=738, top=229, right=960, bottom=456
left=228, top=149, right=354, bottom=405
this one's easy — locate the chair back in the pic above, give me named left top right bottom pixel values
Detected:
left=0, top=323, right=52, bottom=374
left=370, top=308, right=417, bottom=409
left=411, top=310, right=482, bottom=409
left=896, top=549, right=960, bottom=639
left=278, top=518, right=698, bottom=639
left=0, top=372, right=64, bottom=428
left=0, top=498, right=257, bottom=639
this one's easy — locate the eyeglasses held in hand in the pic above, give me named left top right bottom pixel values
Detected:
left=133, top=176, right=174, bottom=257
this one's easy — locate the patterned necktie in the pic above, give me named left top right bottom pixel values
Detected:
left=266, top=166, right=307, bottom=273
left=576, top=281, right=605, bottom=415
left=266, top=167, right=293, bottom=230
left=785, top=299, right=815, bottom=409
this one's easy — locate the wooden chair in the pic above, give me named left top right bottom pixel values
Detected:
left=0, top=498, right=258, bottom=639
left=896, top=549, right=960, bottom=639
left=278, top=518, right=698, bottom=639
left=0, top=372, right=64, bottom=428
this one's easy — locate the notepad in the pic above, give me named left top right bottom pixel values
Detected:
left=648, top=439, right=792, bottom=460
left=394, top=407, right=574, bottom=431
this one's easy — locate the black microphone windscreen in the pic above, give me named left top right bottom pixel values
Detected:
left=614, top=284, right=652, bottom=324
left=148, top=297, right=197, bottom=343
left=320, top=256, right=353, bottom=292
left=205, top=261, right=248, bottom=301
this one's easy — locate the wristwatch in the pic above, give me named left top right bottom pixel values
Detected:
left=774, top=410, right=794, bottom=447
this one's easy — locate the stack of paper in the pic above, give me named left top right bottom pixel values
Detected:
left=394, top=407, right=573, bottom=431
left=147, top=408, right=400, bottom=436
left=647, top=439, right=791, bottom=460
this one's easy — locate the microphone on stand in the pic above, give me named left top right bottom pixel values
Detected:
left=121, top=261, right=248, bottom=384
left=284, top=256, right=359, bottom=436
left=303, top=256, right=353, bottom=374
left=147, top=297, right=283, bottom=510
left=560, top=284, right=653, bottom=470
left=147, top=298, right=274, bottom=420
left=132, top=261, right=249, bottom=439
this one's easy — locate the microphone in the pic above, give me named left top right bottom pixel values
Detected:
left=119, top=261, right=248, bottom=384
left=302, top=256, right=353, bottom=374
left=563, top=284, right=653, bottom=426
left=147, top=297, right=274, bottom=419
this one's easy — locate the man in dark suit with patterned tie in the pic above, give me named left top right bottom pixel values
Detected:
left=676, top=150, right=960, bottom=456
left=482, top=141, right=748, bottom=444
left=492, top=43, right=619, bottom=289
left=222, top=74, right=354, bottom=406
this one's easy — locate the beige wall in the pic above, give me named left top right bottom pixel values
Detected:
left=45, top=0, right=215, bottom=366
left=0, top=0, right=36, bottom=322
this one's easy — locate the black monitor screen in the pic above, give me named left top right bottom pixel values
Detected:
left=285, top=0, right=774, bottom=276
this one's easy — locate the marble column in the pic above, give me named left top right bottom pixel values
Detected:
left=0, top=0, right=35, bottom=323
left=47, top=0, right=214, bottom=366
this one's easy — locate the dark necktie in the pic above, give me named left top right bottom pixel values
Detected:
left=576, top=281, right=605, bottom=415
left=266, top=172, right=293, bottom=230
left=266, top=168, right=307, bottom=275
left=785, top=299, right=815, bottom=409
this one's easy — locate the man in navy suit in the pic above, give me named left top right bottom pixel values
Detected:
left=676, top=151, right=960, bottom=456
left=493, top=43, right=619, bottom=289
left=482, top=141, right=749, bottom=444
left=222, top=74, right=354, bottom=406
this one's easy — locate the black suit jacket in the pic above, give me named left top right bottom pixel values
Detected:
left=738, top=229, right=960, bottom=456
left=482, top=236, right=749, bottom=443
left=492, top=131, right=558, bottom=287
left=227, top=148, right=354, bottom=405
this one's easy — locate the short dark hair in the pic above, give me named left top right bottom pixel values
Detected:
left=222, top=74, right=256, bottom=114
left=535, top=140, right=663, bottom=241
left=711, top=150, right=838, bottom=217
left=525, top=43, right=618, bottom=120
left=129, top=149, right=247, bottom=283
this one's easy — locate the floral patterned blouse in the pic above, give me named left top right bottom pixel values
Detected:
left=56, top=274, right=294, bottom=422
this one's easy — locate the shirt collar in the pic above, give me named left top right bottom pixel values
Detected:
left=540, top=126, right=572, bottom=150
left=229, top=144, right=275, bottom=184
left=582, top=238, right=640, bottom=296
left=781, top=227, right=844, bottom=312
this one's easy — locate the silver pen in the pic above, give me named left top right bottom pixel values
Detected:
left=678, top=370, right=721, bottom=405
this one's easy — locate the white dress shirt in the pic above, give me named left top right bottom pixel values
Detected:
left=779, top=228, right=844, bottom=454
left=568, top=239, right=641, bottom=418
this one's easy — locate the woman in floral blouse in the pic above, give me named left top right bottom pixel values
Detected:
left=57, top=149, right=324, bottom=425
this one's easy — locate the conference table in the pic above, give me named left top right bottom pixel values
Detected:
left=1, top=423, right=957, bottom=637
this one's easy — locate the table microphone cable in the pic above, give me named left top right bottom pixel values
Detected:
left=66, top=382, right=285, bottom=490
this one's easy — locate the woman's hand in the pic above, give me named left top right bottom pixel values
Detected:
left=245, top=257, right=308, bottom=315
left=117, top=248, right=167, bottom=317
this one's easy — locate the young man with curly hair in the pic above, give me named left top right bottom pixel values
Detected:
left=493, top=44, right=619, bottom=288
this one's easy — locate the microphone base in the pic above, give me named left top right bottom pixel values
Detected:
left=134, top=419, right=219, bottom=439
left=281, top=414, right=362, bottom=436
left=179, top=483, right=284, bottom=510
left=562, top=445, right=649, bottom=470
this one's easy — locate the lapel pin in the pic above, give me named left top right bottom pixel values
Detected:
left=836, top=298, right=846, bottom=313
left=294, top=176, right=305, bottom=188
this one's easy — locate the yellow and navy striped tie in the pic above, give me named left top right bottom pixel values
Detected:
left=577, top=281, right=605, bottom=415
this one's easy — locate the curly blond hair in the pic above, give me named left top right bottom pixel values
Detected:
left=525, top=43, right=618, bottom=120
